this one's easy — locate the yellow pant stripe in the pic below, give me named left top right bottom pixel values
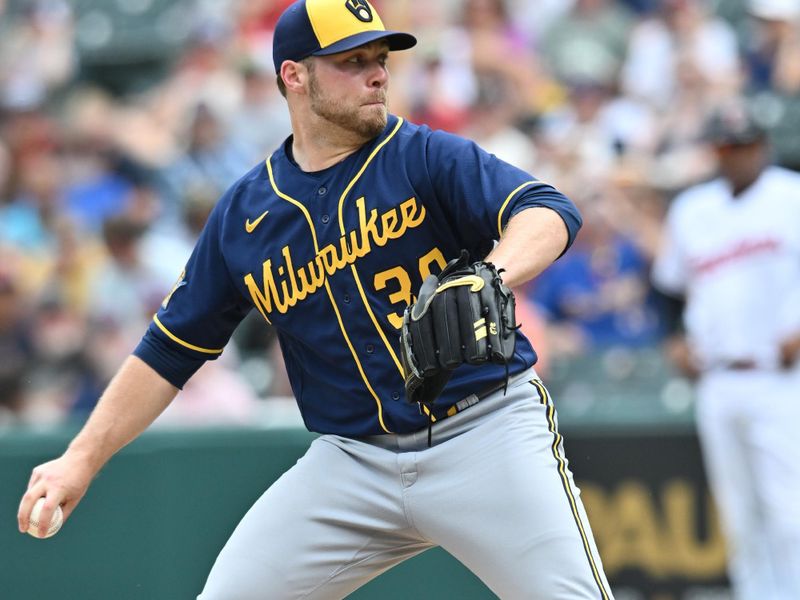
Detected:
left=531, top=379, right=610, bottom=600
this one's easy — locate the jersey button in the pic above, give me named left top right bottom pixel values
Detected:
left=318, top=186, right=327, bottom=196
left=366, top=344, right=374, bottom=354
left=391, top=391, right=400, bottom=401
left=343, top=294, right=351, bottom=303
left=321, top=214, right=330, bottom=224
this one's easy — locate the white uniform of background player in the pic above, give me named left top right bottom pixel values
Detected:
left=652, top=100, right=800, bottom=600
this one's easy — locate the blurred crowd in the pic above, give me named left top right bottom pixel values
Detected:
left=1, top=0, right=798, bottom=427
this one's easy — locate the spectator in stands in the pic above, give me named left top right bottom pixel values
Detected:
left=543, top=0, right=634, bottom=88
left=0, top=0, right=75, bottom=111
left=0, top=270, right=34, bottom=423
left=621, top=0, right=741, bottom=109
left=511, top=0, right=576, bottom=41
left=71, top=215, right=180, bottom=418
left=0, top=141, right=106, bottom=315
left=59, top=89, right=143, bottom=234
left=153, top=354, right=261, bottom=427
left=743, top=0, right=800, bottom=170
left=538, top=80, right=644, bottom=183
left=0, top=150, right=66, bottom=256
left=528, top=187, right=664, bottom=356
left=744, top=0, right=800, bottom=94
left=87, top=215, right=168, bottom=330
left=138, top=184, right=212, bottom=293
left=463, top=87, right=538, bottom=172
left=22, top=293, right=89, bottom=425
left=227, top=64, right=292, bottom=160
left=620, top=0, right=741, bottom=190
left=162, top=102, right=253, bottom=207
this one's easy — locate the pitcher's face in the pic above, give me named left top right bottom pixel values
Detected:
left=307, top=41, right=390, bottom=140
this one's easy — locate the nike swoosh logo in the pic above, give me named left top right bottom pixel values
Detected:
left=245, top=210, right=269, bottom=233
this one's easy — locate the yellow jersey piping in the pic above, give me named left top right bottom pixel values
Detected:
left=153, top=314, right=224, bottom=355
left=497, top=180, right=537, bottom=237
left=266, top=155, right=392, bottom=433
left=337, top=117, right=406, bottom=379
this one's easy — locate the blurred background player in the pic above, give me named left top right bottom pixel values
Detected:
left=652, top=98, right=800, bottom=600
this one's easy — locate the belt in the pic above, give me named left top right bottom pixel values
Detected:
left=419, top=369, right=533, bottom=447
left=441, top=380, right=503, bottom=419
left=440, top=369, right=532, bottom=420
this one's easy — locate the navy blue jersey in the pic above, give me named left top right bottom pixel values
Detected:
left=134, top=115, right=581, bottom=436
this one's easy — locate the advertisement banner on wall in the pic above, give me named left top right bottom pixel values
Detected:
left=566, top=430, right=730, bottom=600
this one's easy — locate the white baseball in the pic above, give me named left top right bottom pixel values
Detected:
left=27, top=497, right=63, bottom=539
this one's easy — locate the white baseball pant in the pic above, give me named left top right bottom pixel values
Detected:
left=696, top=368, right=800, bottom=600
left=198, top=370, right=613, bottom=599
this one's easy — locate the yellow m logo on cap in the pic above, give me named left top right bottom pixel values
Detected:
left=307, top=0, right=385, bottom=48
left=345, top=0, right=373, bottom=22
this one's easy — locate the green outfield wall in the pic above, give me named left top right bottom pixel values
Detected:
left=0, top=422, right=727, bottom=600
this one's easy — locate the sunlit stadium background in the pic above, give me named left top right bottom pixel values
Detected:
left=2, top=0, right=798, bottom=597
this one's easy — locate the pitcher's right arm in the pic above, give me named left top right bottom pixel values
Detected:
left=17, top=356, right=178, bottom=537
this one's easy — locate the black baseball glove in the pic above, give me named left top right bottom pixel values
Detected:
left=399, top=250, right=517, bottom=408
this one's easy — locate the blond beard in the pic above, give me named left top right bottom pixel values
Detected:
left=307, top=69, right=387, bottom=140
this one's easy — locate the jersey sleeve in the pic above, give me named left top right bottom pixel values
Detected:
left=424, top=129, right=582, bottom=251
left=651, top=206, right=688, bottom=295
left=133, top=189, right=252, bottom=388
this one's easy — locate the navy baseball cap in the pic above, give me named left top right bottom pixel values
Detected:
left=704, top=100, right=767, bottom=146
left=273, top=0, right=417, bottom=73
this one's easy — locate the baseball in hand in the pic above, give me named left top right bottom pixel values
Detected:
left=27, top=497, right=63, bottom=539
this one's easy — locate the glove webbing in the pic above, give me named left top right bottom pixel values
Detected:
left=422, top=266, right=519, bottom=448
left=410, top=264, right=521, bottom=448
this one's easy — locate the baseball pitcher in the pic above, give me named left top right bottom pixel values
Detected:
left=18, top=2, right=613, bottom=598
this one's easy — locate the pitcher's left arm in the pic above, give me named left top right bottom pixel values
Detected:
left=485, top=206, right=570, bottom=289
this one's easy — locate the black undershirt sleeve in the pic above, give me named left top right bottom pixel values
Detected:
left=651, top=284, right=686, bottom=335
